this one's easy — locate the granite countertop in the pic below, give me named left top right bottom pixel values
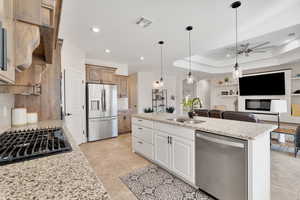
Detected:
left=133, top=113, right=276, bottom=140
left=0, top=120, right=110, bottom=200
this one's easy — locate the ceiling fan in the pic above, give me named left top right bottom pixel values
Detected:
left=230, top=41, right=275, bottom=57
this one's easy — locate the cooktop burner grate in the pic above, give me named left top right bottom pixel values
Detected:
left=0, top=127, right=72, bottom=165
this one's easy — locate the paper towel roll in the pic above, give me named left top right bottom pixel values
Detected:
left=12, top=108, right=27, bottom=126
left=27, top=113, right=38, bottom=124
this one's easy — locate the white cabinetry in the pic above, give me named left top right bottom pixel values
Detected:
left=154, top=131, right=170, bottom=169
left=171, top=135, right=194, bottom=181
left=132, top=117, right=195, bottom=184
left=132, top=119, right=154, bottom=160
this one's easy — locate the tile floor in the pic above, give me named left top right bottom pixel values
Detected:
left=80, top=134, right=149, bottom=200
left=81, top=133, right=300, bottom=200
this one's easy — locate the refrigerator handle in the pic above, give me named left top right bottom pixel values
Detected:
left=101, top=89, right=104, bottom=112
left=103, top=89, right=106, bottom=112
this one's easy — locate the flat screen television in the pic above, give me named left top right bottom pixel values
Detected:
left=239, top=72, right=285, bottom=96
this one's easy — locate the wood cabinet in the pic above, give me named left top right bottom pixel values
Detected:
left=118, top=112, right=131, bottom=134
left=114, top=75, right=128, bottom=98
left=132, top=117, right=195, bottom=184
left=14, top=0, right=42, bottom=25
left=128, top=73, right=138, bottom=113
left=14, top=0, right=54, bottom=27
left=86, top=64, right=117, bottom=84
left=0, top=0, right=15, bottom=83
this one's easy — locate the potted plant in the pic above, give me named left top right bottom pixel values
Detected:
left=166, top=107, right=175, bottom=113
left=182, top=98, right=202, bottom=118
left=144, top=107, right=154, bottom=113
left=224, top=77, right=229, bottom=83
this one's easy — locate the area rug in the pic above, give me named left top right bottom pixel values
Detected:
left=120, top=165, right=214, bottom=200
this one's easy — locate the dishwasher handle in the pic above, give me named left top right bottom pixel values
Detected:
left=196, top=133, right=245, bottom=148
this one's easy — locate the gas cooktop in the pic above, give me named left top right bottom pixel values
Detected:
left=0, top=127, right=72, bottom=165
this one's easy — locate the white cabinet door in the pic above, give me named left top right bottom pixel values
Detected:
left=170, top=135, right=194, bottom=183
left=154, top=131, right=170, bottom=169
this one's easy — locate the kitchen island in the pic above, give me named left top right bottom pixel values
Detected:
left=132, top=113, right=276, bottom=200
left=0, top=121, right=110, bottom=200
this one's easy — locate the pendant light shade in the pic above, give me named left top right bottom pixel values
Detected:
left=158, top=41, right=164, bottom=88
left=186, top=26, right=194, bottom=84
left=187, top=72, right=194, bottom=84
left=232, top=62, right=242, bottom=80
left=231, top=1, right=242, bottom=80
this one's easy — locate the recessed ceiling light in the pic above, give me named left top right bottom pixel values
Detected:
left=140, top=56, right=145, bottom=60
left=105, top=49, right=111, bottom=53
left=226, top=54, right=231, bottom=58
left=91, top=27, right=100, bottom=33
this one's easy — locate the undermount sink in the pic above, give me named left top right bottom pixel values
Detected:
left=167, top=118, right=204, bottom=124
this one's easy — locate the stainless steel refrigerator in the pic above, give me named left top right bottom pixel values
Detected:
left=87, top=83, right=118, bottom=141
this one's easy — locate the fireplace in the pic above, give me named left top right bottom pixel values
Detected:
left=245, top=99, right=273, bottom=111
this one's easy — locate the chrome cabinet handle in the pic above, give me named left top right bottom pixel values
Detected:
left=138, top=127, right=143, bottom=130
left=170, top=136, right=172, bottom=144
left=138, top=119, right=143, bottom=122
left=138, top=141, right=143, bottom=144
left=167, top=136, right=170, bottom=144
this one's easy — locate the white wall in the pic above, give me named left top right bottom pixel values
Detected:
left=196, top=80, right=211, bottom=109
left=61, top=39, right=87, bottom=144
left=0, top=94, right=14, bottom=133
left=85, top=58, right=128, bottom=76
left=136, top=72, right=181, bottom=114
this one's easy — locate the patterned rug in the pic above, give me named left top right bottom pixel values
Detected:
left=120, top=165, right=214, bottom=200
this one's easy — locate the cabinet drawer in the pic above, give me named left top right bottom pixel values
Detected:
left=132, top=125, right=153, bottom=144
left=154, top=122, right=195, bottom=141
left=133, top=137, right=154, bottom=160
left=132, top=117, right=153, bottom=128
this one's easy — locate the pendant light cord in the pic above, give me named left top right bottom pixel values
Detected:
left=189, top=30, right=192, bottom=75
left=235, top=7, right=238, bottom=66
left=160, top=44, right=163, bottom=80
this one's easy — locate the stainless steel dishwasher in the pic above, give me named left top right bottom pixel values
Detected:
left=196, top=131, right=248, bottom=200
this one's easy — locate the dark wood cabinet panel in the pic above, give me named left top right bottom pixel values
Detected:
left=86, top=64, right=117, bottom=84
left=118, top=112, right=131, bottom=134
left=15, top=0, right=42, bottom=25
left=114, top=75, right=128, bottom=98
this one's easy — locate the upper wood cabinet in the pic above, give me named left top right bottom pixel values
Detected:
left=114, top=75, right=128, bottom=98
left=14, top=0, right=54, bottom=27
left=14, top=0, right=42, bottom=25
left=86, top=64, right=117, bottom=84
left=0, top=0, right=15, bottom=83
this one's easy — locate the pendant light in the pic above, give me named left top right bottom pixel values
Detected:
left=158, top=41, right=164, bottom=87
left=231, top=1, right=242, bottom=80
left=186, top=26, right=194, bottom=84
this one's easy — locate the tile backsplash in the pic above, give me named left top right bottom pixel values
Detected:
left=0, top=94, right=14, bottom=132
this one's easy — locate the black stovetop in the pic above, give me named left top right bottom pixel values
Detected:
left=0, top=127, right=72, bottom=165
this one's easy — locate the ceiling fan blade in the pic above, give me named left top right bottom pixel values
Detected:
left=252, top=50, right=267, bottom=53
left=251, top=41, right=270, bottom=49
left=253, top=46, right=276, bottom=50
left=240, top=43, right=250, bottom=51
